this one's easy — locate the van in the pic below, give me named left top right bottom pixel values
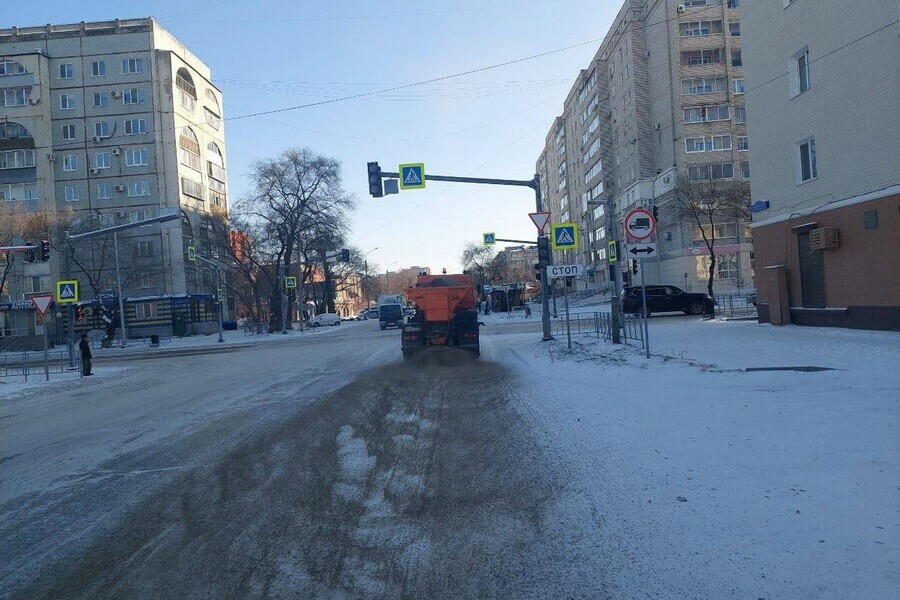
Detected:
left=310, top=313, right=340, bottom=327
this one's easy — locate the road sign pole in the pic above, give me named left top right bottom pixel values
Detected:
left=640, top=260, right=650, bottom=358
left=42, top=315, right=49, bottom=382
left=608, top=198, right=622, bottom=344
left=113, top=231, right=127, bottom=348
left=564, top=279, right=572, bottom=350
left=216, top=267, right=224, bottom=343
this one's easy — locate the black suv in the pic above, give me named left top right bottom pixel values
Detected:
left=620, top=285, right=714, bottom=316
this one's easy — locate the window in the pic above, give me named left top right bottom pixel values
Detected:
left=685, top=135, right=731, bottom=152
left=178, top=127, right=201, bottom=170
left=121, top=57, right=144, bottom=74
left=125, top=148, right=149, bottom=166
left=134, top=241, right=154, bottom=257
left=798, top=50, right=810, bottom=93
left=62, top=124, right=76, bottom=140
left=581, top=115, right=600, bottom=144
left=683, top=104, right=729, bottom=123
left=92, top=60, right=106, bottom=76
left=204, top=108, right=221, bottom=130
left=864, top=211, right=878, bottom=230
left=94, top=121, right=110, bottom=137
left=732, top=78, right=745, bottom=94
left=123, top=88, right=145, bottom=104
left=134, top=302, right=158, bottom=319
left=0, top=122, right=30, bottom=139
left=95, top=151, right=111, bottom=169
left=729, top=21, right=740, bottom=36
left=731, top=50, right=742, bottom=67
left=127, top=180, right=151, bottom=196
left=176, top=68, right=197, bottom=111
left=137, top=272, right=154, bottom=289
left=93, top=91, right=108, bottom=107
left=740, top=161, right=750, bottom=179
left=97, top=182, right=113, bottom=199
left=582, top=137, right=601, bottom=165
left=688, top=163, right=734, bottom=180
left=697, top=253, right=738, bottom=280
left=181, top=177, right=204, bottom=199
left=682, top=77, right=727, bottom=95
left=679, top=20, right=723, bottom=36
left=64, top=185, right=79, bottom=202
left=798, top=138, right=817, bottom=182
left=737, top=136, right=748, bottom=151
left=60, top=94, right=75, bottom=110
left=694, top=222, right=738, bottom=243
left=0, top=88, right=27, bottom=106
left=734, top=106, right=746, bottom=123
left=0, top=149, right=35, bottom=169
left=0, top=60, right=27, bottom=76
left=25, top=275, right=51, bottom=294
left=63, top=154, right=79, bottom=171
left=681, top=49, right=723, bottom=66
left=124, top=118, right=146, bottom=135
left=727, top=0, right=739, bottom=7
left=0, top=183, right=37, bottom=202
left=584, top=160, right=603, bottom=184
left=59, top=63, right=74, bottom=79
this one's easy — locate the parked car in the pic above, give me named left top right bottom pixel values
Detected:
left=620, top=285, right=714, bottom=316
left=310, top=313, right=341, bottom=327
left=365, top=307, right=379, bottom=320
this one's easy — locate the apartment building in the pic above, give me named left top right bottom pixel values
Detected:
left=741, top=0, right=899, bottom=330
left=536, top=0, right=752, bottom=294
left=0, top=18, right=230, bottom=343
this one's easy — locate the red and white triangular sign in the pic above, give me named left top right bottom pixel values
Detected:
left=529, top=212, right=552, bottom=234
left=31, top=294, right=54, bottom=316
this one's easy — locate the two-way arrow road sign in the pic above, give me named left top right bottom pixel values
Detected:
left=626, top=243, right=657, bottom=258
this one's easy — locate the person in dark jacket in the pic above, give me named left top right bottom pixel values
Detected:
left=79, top=334, right=92, bottom=376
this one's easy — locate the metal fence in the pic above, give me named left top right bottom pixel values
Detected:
left=0, top=350, right=82, bottom=380
left=552, top=311, right=645, bottom=349
left=713, top=293, right=758, bottom=319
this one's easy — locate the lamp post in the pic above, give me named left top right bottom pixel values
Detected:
left=385, top=261, right=398, bottom=294
left=363, top=247, right=379, bottom=310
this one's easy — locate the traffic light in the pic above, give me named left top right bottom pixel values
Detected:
left=630, top=259, right=639, bottom=275
left=74, top=305, right=86, bottom=321
left=23, top=241, right=35, bottom=262
left=537, top=236, right=551, bottom=265
left=367, top=162, right=383, bottom=198
left=534, top=262, right=541, bottom=282
left=652, top=205, right=659, bottom=220
left=341, top=248, right=351, bottom=262
left=40, top=239, right=50, bottom=261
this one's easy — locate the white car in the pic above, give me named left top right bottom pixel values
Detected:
left=310, top=313, right=340, bottom=327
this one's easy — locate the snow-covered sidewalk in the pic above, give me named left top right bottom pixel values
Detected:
left=493, top=321, right=899, bottom=598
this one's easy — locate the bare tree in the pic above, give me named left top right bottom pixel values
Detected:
left=460, top=242, right=496, bottom=291
left=675, top=178, right=751, bottom=304
left=239, top=148, right=355, bottom=330
left=0, top=205, right=46, bottom=300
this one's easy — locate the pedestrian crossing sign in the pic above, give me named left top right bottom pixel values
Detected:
left=398, top=163, right=425, bottom=189
left=551, top=223, right=578, bottom=250
left=56, top=280, right=79, bottom=304
left=284, top=276, right=297, bottom=289
left=483, top=232, right=496, bottom=246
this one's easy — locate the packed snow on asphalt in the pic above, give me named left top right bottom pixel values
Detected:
left=0, top=317, right=896, bottom=599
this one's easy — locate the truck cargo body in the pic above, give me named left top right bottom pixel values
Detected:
left=402, top=274, right=480, bottom=359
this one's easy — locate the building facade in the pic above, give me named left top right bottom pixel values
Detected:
left=537, top=0, right=753, bottom=295
left=741, top=0, right=899, bottom=330
left=0, top=18, right=230, bottom=343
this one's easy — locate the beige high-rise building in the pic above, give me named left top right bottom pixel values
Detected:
left=537, top=0, right=752, bottom=295
left=0, top=18, right=230, bottom=342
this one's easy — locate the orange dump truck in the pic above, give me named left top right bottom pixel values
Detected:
left=402, top=273, right=480, bottom=359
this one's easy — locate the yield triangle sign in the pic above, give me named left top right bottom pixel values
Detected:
left=529, top=212, right=551, bottom=233
left=31, top=294, right=54, bottom=316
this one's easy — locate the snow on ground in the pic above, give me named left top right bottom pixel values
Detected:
left=0, top=366, right=130, bottom=400
left=490, top=320, right=899, bottom=598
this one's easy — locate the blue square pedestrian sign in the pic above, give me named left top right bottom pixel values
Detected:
left=551, top=222, right=579, bottom=250
left=56, top=280, right=79, bottom=304
left=399, top=163, right=425, bottom=190
left=483, top=232, right=496, bottom=246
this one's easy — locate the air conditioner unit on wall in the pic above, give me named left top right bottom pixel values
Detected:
left=47, top=153, right=56, bottom=161
left=809, top=227, right=839, bottom=250
left=677, top=4, right=686, bottom=12
left=89, top=168, right=99, bottom=175
left=111, top=90, right=121, bottom=98
left=111, top=148, right=121, bottom=155
left=115, top=184, right=125, bottom=192
left=28, top=98, right=40, bottom=105
left=91, top=136, right=102, bottom=143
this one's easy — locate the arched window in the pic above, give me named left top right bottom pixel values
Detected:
left=206, top=141, right=224, bottom=167
left=178, top=127, right=201, bottom=171
left=175, top=68, right=196, bottom=111
left=204, top=89, right=221, bottom=130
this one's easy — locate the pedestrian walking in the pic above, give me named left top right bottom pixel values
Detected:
left=79, top=334, right=92, bottom=376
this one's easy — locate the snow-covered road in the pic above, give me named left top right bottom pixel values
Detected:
left=1, top=318, right=896, bottom=599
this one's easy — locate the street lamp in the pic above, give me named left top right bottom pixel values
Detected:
left=363, top=247, right=379, bottom=310
left=385, top=261, right=398, bottom=293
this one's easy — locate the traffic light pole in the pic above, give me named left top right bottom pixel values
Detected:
left=374, top=169, right=553, bottom=341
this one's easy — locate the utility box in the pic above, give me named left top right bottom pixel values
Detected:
left=809, top=227, right=839, bottom=250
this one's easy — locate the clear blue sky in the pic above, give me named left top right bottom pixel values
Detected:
left=5, top=0, right=618, bottom=273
